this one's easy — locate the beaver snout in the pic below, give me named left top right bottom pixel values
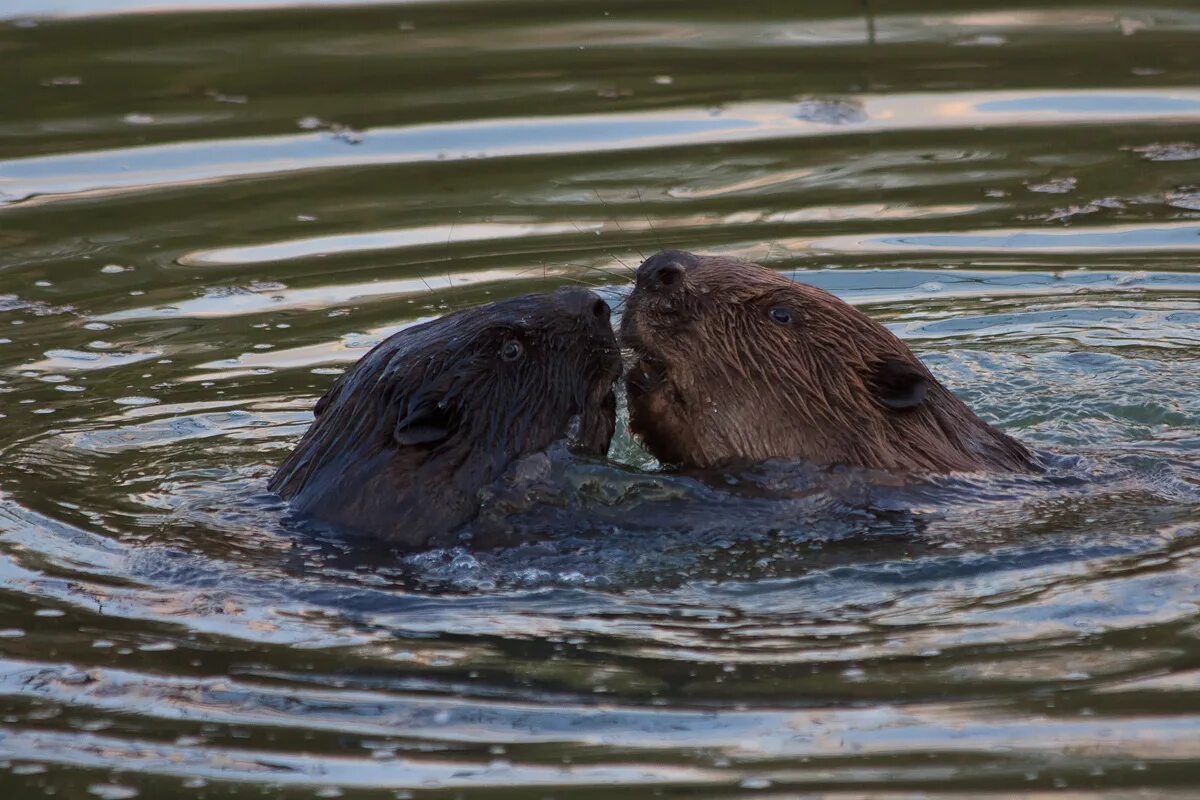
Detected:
left=643, top=260, right=684, bottom=292
left=635, top=250, right=698, bottom=295
left=555, top=287, right=612, bottom=328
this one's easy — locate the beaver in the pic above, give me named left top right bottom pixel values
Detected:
left=620, top=251, right=1039, bottom=474
left=270, top=287, right=620, bottom=548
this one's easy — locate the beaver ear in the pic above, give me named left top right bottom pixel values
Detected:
left=313, top=375, right=346, bottom=418
left=313, top=391, right=333, bottom=419
left=871, top=357, right=929, bottom=411
left=394, top=396, right=454, bottom=446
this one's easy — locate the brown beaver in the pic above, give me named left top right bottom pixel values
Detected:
left=620, top=251, right=1038, bottom=474
left=270, top=287, right=620, bottom=548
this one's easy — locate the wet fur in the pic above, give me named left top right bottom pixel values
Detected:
left=271, top=289, right=620, bottom=547
left=621, top=251, right=1038, bottom=474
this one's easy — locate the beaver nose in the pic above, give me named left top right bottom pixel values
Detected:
left=559, top=288, right=611, bottom=325
left=636, top=250, right=694, bottom=294
left=646, top=261, right=684, bottom=291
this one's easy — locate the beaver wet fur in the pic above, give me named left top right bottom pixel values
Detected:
left=620, top=251, right=1038, bottom=474
left=270, top=287, right=620, bottom=547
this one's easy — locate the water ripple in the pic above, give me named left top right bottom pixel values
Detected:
left=5, top=89, right=1200, bottom=206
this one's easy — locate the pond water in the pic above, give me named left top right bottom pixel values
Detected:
left=2, top=0, right=1200, bottom=797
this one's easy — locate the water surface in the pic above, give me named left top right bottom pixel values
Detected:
left=2, top=0, right=1200, bottom=797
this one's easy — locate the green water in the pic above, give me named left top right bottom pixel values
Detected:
left=2, top=1, right=1200, bottom=797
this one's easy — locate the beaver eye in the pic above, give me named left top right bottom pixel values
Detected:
left=500, top=339, right=524, bottom=362
left=769, top=308, right=793, bottom=325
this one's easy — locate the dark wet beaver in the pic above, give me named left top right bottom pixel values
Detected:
left=270, top=287, right=620, bottom=548
left=620, top=251, right=1039, bottom=474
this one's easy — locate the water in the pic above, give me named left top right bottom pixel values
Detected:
left=2, top=0, right=1200, bottom=796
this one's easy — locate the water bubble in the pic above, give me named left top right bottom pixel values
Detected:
left=740, top=777, right=771, bottom=789
left=206, top=90, right=247, bottom=104
left=956, top=34, right=1007, bottom=46
left=114, top=396, right=160, bottom=407
left=87, top=785, right=138, bottom=800
left=1026, top=177, right=1077, bottom=194
left=12, top=764, right=46, bottom=774
left=1127, top=142, right=1200, bottom=161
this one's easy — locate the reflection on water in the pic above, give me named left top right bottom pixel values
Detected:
left=2, top=0, right=1200, bottom=796
left=6, top=89, right=1200, bottom=206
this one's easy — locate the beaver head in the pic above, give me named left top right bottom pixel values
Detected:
left=620, top=251, right=1037, bottom=474
left=270, top=287, right=620, bottom=547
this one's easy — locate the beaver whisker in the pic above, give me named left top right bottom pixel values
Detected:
left=554, top=275, right=606, bottom=290
left=632, top=188, right=666, bottom=253
left=567, top=215, right=642, bottom=274
left=558, top=260, right=629, bottom=284
left=590, top=189, right=648, bottom=263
